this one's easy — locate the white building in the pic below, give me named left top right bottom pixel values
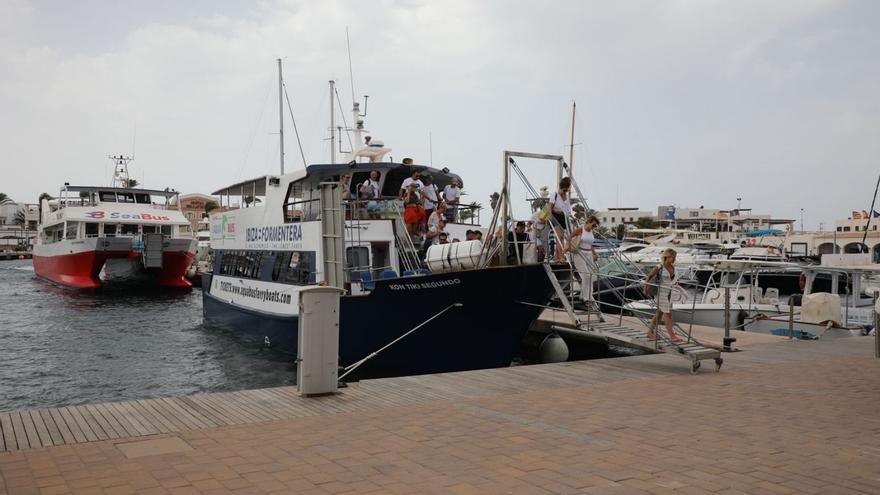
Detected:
left=596, top=208, right=654, bottom=230
left=0, top=202, right=38, bottom=251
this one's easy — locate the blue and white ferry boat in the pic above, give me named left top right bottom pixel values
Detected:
left=202, top=73, right=560, bottom=378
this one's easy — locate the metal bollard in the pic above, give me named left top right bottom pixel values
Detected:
left=874, top=292, right=879, bottom=359
left=722, top=287, right=734, bottom=351
left=788, top=303, right=795, bottom=340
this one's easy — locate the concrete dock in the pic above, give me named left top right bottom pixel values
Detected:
left=1, top=335, right=878, bottom=494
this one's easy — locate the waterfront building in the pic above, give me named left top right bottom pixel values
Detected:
left=172, top=193, right=231, bottom=231
left=595, top=208, right=654, bottom=230
left=0, top=202, right=38, bottom=251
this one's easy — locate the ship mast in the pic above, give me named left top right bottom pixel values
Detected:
left=278, top=59, right=285, bottom=175
left=109, top=154, right=133, bottom=188
left=568, top=101, right=576, bottom=177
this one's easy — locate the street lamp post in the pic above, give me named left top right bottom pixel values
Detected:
left=800, top=208, right=804, bottom=233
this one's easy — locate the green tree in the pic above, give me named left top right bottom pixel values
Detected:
left=205, top=200, right=219, bottom=214
left=13, top=208, right=27, bottom=250
left=243, top=195, right=262, bottom=207
left=615, top=223, right=627, bottom=240
left=0, top=193, right=10, bottom=204
left=458, top=201, right=481, bottom=222
left=126, top=179, right=139, bottom=188
left=636, top=217, right=655, bottom=229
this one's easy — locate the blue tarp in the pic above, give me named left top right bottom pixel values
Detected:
left=743, top=229, right=783, bottom=237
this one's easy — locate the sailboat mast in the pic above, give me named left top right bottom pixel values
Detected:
left=568, top=101, right=576, bottom=177
left=329, top=80, right=336, bottom=164
left=278, top=58, right=285, bottom=175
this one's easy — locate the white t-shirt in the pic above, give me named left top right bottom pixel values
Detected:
left=360, top=179, right=380, bottom=199
left=400, top=178, right=424, bottom=198
left=443, top=185, right=461, bottom=203
left=422, top=183, right=439, bottom=209
left=551, top=191, right=571, bottom=215
left=427, top=210, right=444, bottom=234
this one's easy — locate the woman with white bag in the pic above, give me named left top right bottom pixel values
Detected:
left=569, top=215, right=600, bottom=309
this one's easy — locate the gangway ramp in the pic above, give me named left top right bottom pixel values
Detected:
left=549, top=314, right=724, bottom=374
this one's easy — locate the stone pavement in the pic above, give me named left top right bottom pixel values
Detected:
left=1, top=337, right=878, bottom=494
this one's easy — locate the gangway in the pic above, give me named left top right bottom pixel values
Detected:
left=493, top=151, right=724, bottom=374
left=550, top=314, right=723, bottom=374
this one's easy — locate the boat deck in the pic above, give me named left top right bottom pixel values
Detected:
left=0, top=337, right=877, bottom=494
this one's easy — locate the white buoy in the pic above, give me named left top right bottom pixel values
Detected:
left=538, top=332, right=569, bottom=363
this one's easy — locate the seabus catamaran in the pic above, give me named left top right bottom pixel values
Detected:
left=33, top=155, right=197, bottom=289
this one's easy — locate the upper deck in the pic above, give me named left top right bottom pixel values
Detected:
left=43, top=185, right=190, bottom=228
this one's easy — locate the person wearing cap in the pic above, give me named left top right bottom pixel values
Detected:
left=442, top=177, right=462, bottom=222
left=506, top=221, right=529, bottom=264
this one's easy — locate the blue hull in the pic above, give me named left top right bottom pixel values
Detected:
left=203, top=264, right=560, bottom=378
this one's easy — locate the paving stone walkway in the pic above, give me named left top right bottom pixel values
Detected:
left=1, top=337, right=878, bottom=494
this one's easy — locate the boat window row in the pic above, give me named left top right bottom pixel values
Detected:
left=41, top=221, right=180, bottom=244
left=216, top=249, right=316, bottom=285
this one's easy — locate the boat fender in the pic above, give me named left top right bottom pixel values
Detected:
left=537, top=333, right=569, bottom=363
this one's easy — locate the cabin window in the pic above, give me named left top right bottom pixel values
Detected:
left=117, top=192, right=135, bottom=203
left=134, top=193, right=150, bottom=204
left=84, top=223, right=100, bottom=237
left=269, top=250, right=316, bottom=285
left=65, top=222, right=79, bottom=240
left=282, top=181, right=320, bottom=223
left=216, top=250, right=270, bottom=281
left=121, top=224, right=139, bottom=236
left=43, top=224, right=62, bottom=243
left=99, top=192, right=117, bottom=202
left=178, top=225, right=192, bottom=236
left=346, top=246, right=370, bottom=282
left=161, top=225, right=172, bottom=236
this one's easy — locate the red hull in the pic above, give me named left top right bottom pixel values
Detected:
left=33, top=250, right=194, bottom=289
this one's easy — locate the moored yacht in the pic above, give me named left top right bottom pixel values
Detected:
left=33, top=156, right=197, bottom=289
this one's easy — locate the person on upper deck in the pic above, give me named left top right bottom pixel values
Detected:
left=442, top=178, right=462, bottom=222
left=400, top=169, right=424, bottom=199
left=421, top=175, right=439, bottom=223
left=359, top=170, right=380, bottom=199
left=402, top=183, right=422, bottom=238
left=423, top=202, right=447, bottom=252
left=550, top=177, right=572, bottom=262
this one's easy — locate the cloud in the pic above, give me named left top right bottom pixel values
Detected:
left=0, top=0, right=876, bottom=230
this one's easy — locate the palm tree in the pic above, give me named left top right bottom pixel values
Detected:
left=459, top=201, right=481, bottom=222
left=0, top=192, right=11, bottom=205
left=126, top=179, right=139, bottom=188
left=37, top=192, right=53, bottom=222
left=13, top=208, right=27, bottom=250
left=243, top=196, right=262, bottom=207
left=205, top=200, right=219, bottom=214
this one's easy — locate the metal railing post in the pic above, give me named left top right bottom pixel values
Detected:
left=723, top=287, right=732, bottom=351
left=788, top=302, right=795, bottom=340
left=875, top=293, right=879, bottom=359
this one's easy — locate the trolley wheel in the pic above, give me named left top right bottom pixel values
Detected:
left=714, top=357, right=723, bottom=372
left=690, top=360, right=701, bottom=374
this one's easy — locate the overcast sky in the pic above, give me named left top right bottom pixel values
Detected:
left=1, top=0, right=878, bottom=229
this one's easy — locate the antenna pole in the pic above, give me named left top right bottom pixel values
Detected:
left=568, top=101, right=576, bottom=177
left=346, top=27, right=356, bottom=105
left=861, top=174, right=880, bottom=252
left=278, top=58, right=285, bottom=175
left=329, top=80, right=336, bottom=164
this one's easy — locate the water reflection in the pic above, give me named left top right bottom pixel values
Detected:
left=0, top=260, right=294, bottom=412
